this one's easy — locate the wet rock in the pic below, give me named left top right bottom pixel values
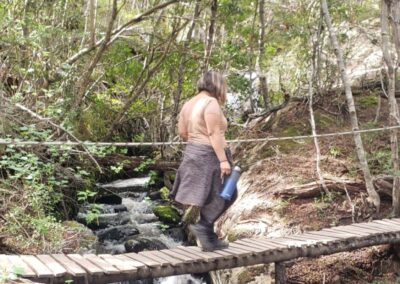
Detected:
left=94, top=194, right=122, bottom=205
left=124, top=237, right=168, bottom=253
left=96, top=225, right=139, bottom=242
left=81, top=204, right=127, bottom=214
left=148, top=190, right=162, bottom=200
left=76, top=212, right=131, bottom=230
left=153, top=204, right=181, bottom=225
left=148, top=187, right=170, bottom=201
left=98, top=177, right=151, bottom=193
left=165, top=227, right=186, bottom=242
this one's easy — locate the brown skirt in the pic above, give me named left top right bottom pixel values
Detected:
left=170, top=143, right=226, bottom=207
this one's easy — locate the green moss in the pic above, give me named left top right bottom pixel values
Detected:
left=357, top=95, right=378, bottom=108
left=153, top=204, right=181, bottom=225
left=159, top=187, right=170, bottom=200
left=314, top=112, right=337, bottom=128
left=227, top=232, right=239, bottom=242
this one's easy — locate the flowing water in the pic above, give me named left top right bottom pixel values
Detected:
left=93, top=190, right=207, bottom=284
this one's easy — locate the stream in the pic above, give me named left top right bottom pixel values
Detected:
left=77, top=177, right=208, bottom=284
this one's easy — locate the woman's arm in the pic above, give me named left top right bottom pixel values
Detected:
left=204, top=100, right=231, bottom=176
left=178, top=105, right=188, bottom=141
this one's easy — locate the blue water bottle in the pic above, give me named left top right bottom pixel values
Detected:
left=220, top=166, right=241, bottom=200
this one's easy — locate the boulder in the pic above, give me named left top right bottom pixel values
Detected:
left=153, top=204, right=181, bottom=225
left=93, top=194, right=122, bottom=205
left=96, top=225, right=139, bottom=242
left=76, top=212, right=131, bottom=230
left=164, top=227, right=186, bottom=242
left=124, top=237, right=168, bottom=253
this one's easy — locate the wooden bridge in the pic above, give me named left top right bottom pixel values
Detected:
left=2, top=218, right=400, bottom=284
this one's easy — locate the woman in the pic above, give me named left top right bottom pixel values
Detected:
left=170, top=71, right=237, bottom=252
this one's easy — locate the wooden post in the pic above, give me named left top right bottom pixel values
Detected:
left=275, top=262, right=286, bottom=284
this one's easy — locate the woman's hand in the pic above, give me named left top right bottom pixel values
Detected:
left=220, top=161, right=231, bottom=177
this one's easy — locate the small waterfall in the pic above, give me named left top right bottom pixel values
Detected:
left=84, top=178, right=207, bottom=284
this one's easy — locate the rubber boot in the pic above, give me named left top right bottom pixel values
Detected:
left=189, top=222, right=229, bottom=252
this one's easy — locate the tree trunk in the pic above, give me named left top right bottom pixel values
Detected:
left=169, top=0, right=201, bottom=140
left=203, top=0, right=218, bottom=72
left=256, top=0, right=270, bottom=111
left=73, top=0, right=118, bottom=110
left=309, top=16, right=329, bottom=195
left=88, top=0, right=98, bottom=47
left=382, top=0, right=400, bottom=216
left=320, top=0, right=381, bottom=209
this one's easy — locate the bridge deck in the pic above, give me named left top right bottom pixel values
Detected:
left=2, top=218, right=400, bottom=284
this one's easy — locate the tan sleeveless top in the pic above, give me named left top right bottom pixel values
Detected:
left=179, top=94, right=227, bottom=146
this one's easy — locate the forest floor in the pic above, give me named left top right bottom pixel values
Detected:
left=231, top=91, right=400, bottom=283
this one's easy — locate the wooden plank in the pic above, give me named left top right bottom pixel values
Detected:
left=5, top=255, right=36, bottom=277
left=51, top=254, right=86, bottom=277
left=36, top=255, right=67, bottom=277
left=352, top=223, right=389, bottom=233
left=114, top=254, right=147, bottom=269
left=98, top=254, right=137, bottom=273
left=138, top=251, right=170, bottom=266
left=364, top=222, right=397, bottom=232
left=20, top=255, right=53, bottom=278
left=175, top=246, right=222, bottom=262
left=242, top=238, right=283, bottom=251
left=347, top=224, right=384, bottom=235
left=322, top=228, right=366, bottom=237
left=83, top=254, right=120, bottom=274
left=298, top=233, right=339, bottom=243
left=67, top=254, right=103, bottom=275
left=373, top=219, right=400, bottom=230
left=229, top=242, right=267, bottom=253
left=283, top=236, right=320, bottom=246
left=162, top=249, right=200, bottom=263
left=249, top=238, right=288, bottom=250
left=150, top=250, right=188, bottom=266
left=216, top=245, right=253, bottom=256
left=308, top=230, right=356, bottom=239
left=125, top=252, right=161, bottom=267
left=301, top=232, right=340, bottom=243
left=235, top=240, right=275, bottom=252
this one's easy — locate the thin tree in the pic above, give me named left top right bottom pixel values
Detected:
left=169, top=0, right=202, bottom=140
left=203, top=0, right=218, bottom=72
left=88, top=0, right=98, bottom=47
left=320, top=0, right=381, bottom=209
left=73, top=0, right=118, bottom=110
left=382, top=0, right=400, bottom=216
left=309, top=14, right=329, bottom=195
left=256, top=0, right=270, bottom=111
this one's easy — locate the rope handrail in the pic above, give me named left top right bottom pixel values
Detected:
left=1, top=125, right=400, bottom=147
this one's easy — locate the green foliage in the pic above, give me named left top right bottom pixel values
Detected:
left=159, top=187, right=170, bottom=200
left=0, top=264, right=24, bottom=283
left=329, top=145, right=341, bottom=158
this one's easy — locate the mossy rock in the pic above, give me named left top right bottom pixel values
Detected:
left=153, top=204, right=181, bottom=225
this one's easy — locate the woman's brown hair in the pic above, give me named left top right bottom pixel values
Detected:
left=196, top=71, right=227, bottom=104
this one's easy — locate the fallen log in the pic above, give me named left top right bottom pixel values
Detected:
left=373, top=175, right=393, bottom=198
left=273, top=179, right=364, bottom=199
left=96, top=154, right=180, bottom=171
